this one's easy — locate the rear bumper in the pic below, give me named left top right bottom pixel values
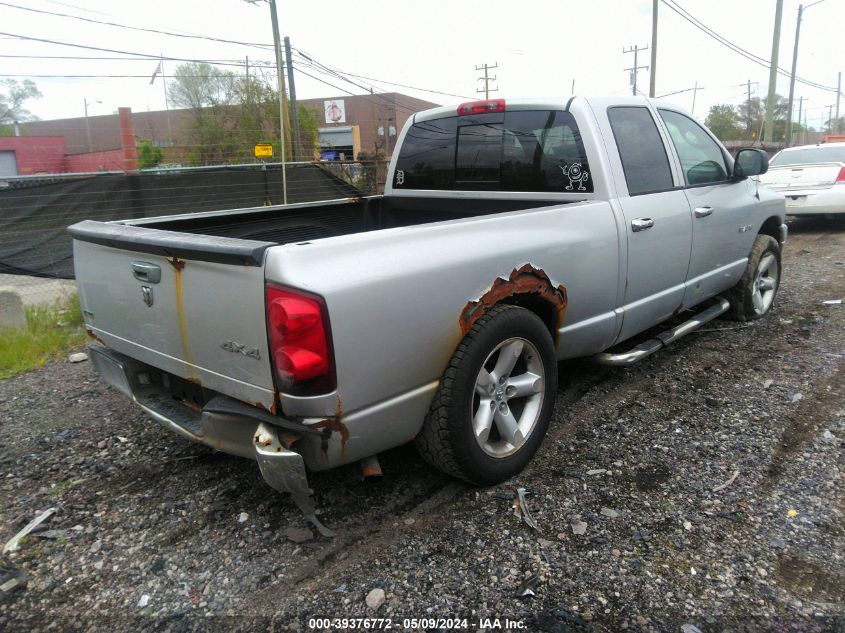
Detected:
left=778, top=186, right=845, bottom=215
left=88, top=345, right=319, bottom=505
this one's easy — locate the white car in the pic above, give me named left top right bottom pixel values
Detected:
left=760, top=142, right=845, bottom=215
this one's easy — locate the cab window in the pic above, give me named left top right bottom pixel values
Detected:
left=394, top=109, right=593, bottom=193
left=659, top=109, right=729, bottom=186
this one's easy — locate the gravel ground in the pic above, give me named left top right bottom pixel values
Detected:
left=1, top=217, right=843, bottom=632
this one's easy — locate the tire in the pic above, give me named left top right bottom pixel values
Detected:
left=724, top=234, right=781, bottom=321
left=415, top=304, right=557, bottom=486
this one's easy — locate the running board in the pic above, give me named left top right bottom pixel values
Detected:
left=593, top=298, right=730, bottom=367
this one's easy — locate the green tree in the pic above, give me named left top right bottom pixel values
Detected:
left=735, top=94, right=788, bottom=140
left=137, top=139, right=164, bottom=169
left=168, top=62, right=319, bottom=164
left=705, top=104, right=742, bottom=141
left=0, top=79, right=41, bottom=125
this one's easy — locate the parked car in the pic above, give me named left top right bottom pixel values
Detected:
left=760, top=142, right=845, bottom=215
left=70, top=96, right=785, bottom=530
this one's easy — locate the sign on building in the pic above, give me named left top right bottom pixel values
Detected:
left=324, top=99, right=346, bottom=124
left=254, top=143, right=273, bottom=158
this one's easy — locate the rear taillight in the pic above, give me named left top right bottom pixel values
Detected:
left=836, top=166, right=845, bottom=183
left=456, top=98, right=506, bottom=116
left=265, top=284, right=334, bottom=394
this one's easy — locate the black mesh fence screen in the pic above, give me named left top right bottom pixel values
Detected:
left=0, top=163, right=362, bottom=279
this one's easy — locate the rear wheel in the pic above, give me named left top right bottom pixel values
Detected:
left=725, top=234, right=781, bottom=321
left=415, top=305, right=557, bottom=485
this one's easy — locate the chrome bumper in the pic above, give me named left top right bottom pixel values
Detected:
left=88, top=345, right=325, bottom=523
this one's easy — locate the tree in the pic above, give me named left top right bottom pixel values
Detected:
left=705, top=104, right=742, bottom=141
left=137, top=140, right=164, bottom=169
left=167, top=62, right=319, bottom=164
left=0, top=79, right=41, bottom=125
left=735, top=94, right=788, bottom=141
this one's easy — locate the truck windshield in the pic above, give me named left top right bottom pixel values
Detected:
left=394, top=110, right=593, bottom=193
left=770, top=146, right=845, bottom=166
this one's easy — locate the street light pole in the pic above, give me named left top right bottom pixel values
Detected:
left=268, top=0, right=287, bottom=204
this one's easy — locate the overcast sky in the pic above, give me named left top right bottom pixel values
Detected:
left=1, top=0, right=842, bottom=130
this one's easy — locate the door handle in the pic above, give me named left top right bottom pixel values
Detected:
left=694, top=206, right=714, bottom=218
left=631, top=217, right=654, bottom=232
left=131, top=261, right=161, bottom=284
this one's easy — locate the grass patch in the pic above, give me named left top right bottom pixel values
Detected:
left=0, top=293, right=87, bottom=379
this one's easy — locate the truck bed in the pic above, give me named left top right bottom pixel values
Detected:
left=124, top=196, right=564, bottom=245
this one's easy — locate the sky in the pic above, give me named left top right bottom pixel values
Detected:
left=1, top=0, right=843, bottom=131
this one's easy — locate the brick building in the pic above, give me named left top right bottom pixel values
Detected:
left=1, top=91, right=439, bottom=176
left=296, top=92, right=439, bottom=159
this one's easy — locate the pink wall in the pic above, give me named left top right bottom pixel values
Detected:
left=0, top=136, right=67, bottom=175
left=65, top=149, right=125, bottom=173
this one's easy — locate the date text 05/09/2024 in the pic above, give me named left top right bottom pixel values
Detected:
left=307, top=617, right=526, bottom=630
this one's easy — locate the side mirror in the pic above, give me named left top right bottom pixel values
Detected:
left=733, top=148, right=769, bottom=178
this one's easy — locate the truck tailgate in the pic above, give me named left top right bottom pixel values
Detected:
left=70, top=220, right=278, bottom=410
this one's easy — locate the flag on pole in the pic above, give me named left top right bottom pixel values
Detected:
left=150, top=61, right=162, bottom=85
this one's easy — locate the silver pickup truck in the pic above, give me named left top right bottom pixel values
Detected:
left=70, top=96, right=786, bottom=529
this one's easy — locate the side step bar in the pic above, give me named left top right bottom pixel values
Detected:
left=593, top=298, right=730, bottom=367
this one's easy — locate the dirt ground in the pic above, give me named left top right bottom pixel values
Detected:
left=1, top=217, right=843, bottom=632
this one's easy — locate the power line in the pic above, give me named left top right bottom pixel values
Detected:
left=291, top=54, right=434, bottom=117
left=660, top=0, right=841, bottom=94
left=322, top=69, right=470, bottom=100
left=0, top=54, right=246, bottom=61
left=0, top=2, right=274, bottom=50
left=0, top=31, right=251, bottom=67
left=0, top=74, right=252, bottom=78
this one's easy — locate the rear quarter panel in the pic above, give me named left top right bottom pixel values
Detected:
left=265, top=200, right=620, bottom=425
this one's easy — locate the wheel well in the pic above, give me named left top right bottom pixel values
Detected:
left=500, top=294, right=558, bottom=340
left=759, top=216, right=781, bottom=241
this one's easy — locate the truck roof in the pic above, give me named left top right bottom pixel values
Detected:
left=412, top=95, right=688, bottom=123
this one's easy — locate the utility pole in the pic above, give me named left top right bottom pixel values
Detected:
left=785, top=3, right=804, bottom=147
left=764, top=0, right=784, bottom=142
left=84, top=98, right=92, bottom=152
left=804, top=108, right=809, bottom=145
left=649, top=0, right=658, bottom=97
left=691, top=81, right=701, bottom=115
left=836, top=71, right=842, bottom=134
left=475, top=63, right=498, bottom=99
left=268, top=0, right=287, bottom=204
left=571, top=79, right=575, bottom=95
left=623, top=45, right=649, bottom=97
left=827, top=104, right=835, bottom=134
left=747, top=80, right=754, bottom=138
left=803, top=108, right=808, bottom=143
left=797, top=95, right=804, bottom=144
left=284, top=36, right=302, bottom=161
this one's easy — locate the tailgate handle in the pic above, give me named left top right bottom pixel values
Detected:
left=131, top=261, right=161, bottom=284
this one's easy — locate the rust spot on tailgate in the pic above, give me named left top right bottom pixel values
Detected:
left=168, top=257, right=196, bottom=380
left=168, top=257, right=186, bottom=272
left=460, top=264, right=568, bottom=340
left=85, top=328, right=106, bottom=346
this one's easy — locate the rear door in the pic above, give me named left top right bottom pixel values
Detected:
left=71, top=222, right=277, bottom=409
left=657, top=109, right=755, bottom=307
left=605, top=105, right=693, bottom=341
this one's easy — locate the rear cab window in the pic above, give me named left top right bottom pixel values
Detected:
left=394, top=109, right=593, bottom=193
left=607, top=106, right=674, bottom=195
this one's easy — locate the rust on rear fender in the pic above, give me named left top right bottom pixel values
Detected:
left=311, top=396, right=349, bottom=455
left=459, top=264, right=568, bottom=339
